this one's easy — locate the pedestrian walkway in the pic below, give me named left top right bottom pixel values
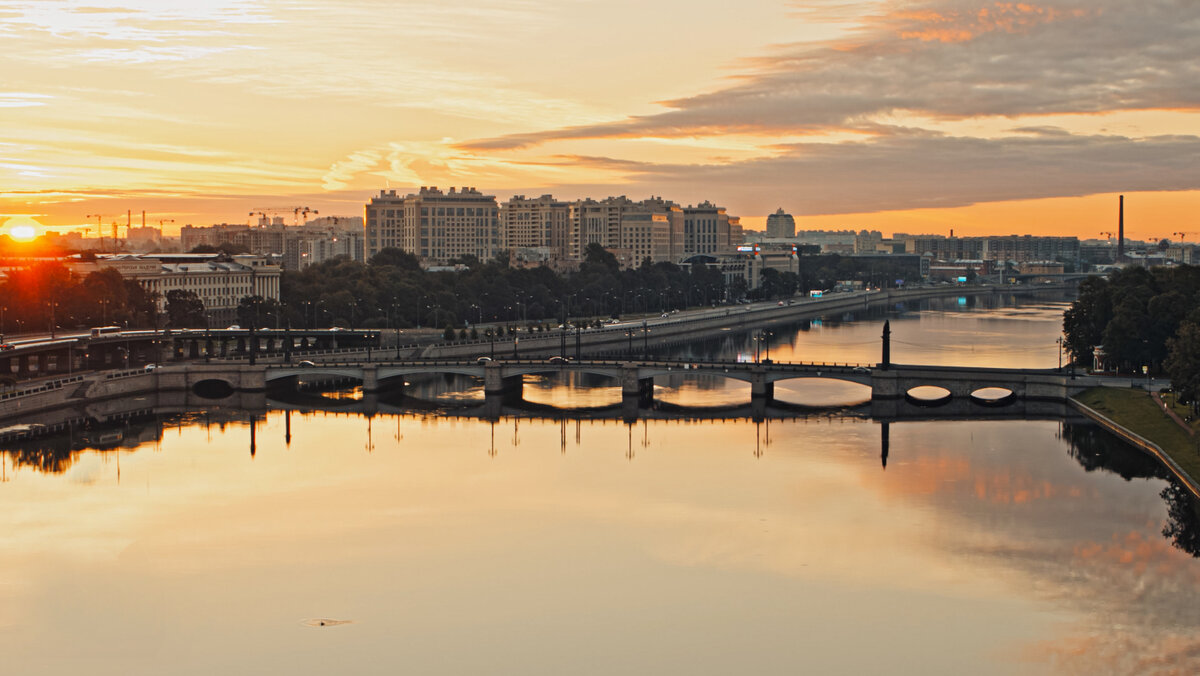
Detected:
left=1152, top=391, right=1194, bottom=436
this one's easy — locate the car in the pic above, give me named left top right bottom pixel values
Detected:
left=546, top=356, right=569, bottom=364
left=227, top=324, right=240, bottom=330
left=0, top=344, right=12, bottom=351
left=297, top=360, right=316, bottom=367
left=476, top=356, right=493, bottom=364
left=143, top=363, right=158, bottom=371
left=661, top=313, right=669, bottom=318
left=852, top=366, right=871, bottom=374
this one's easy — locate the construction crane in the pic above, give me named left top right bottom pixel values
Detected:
left=85, top=213, right=110, bottom=247
left=249, top=206, right=318, bottom=227
left=1174, top=231, right=1198, bottom=242
left=158, top=219, right=175, bottom=238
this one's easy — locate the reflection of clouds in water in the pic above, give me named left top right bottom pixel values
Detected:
left=872, top=422, right=1200, bottom=674
left=653, top=378, right=750, bottom=407
left=521, top=376, right=621, bottom=408
left=773, top=379, right=871, bottom=407
left=1026, top=629, right=1200, bottom=676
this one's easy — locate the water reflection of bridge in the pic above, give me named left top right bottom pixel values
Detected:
left=264, top=388, right=1076, bottom=423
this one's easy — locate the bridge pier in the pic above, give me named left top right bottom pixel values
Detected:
left=484, top=364, right=522, bottom=398
left=362, top=365, right=379, bottom=393
left=870, top=370, right=900, bottom=401
left=749, top=370, right=774, bottom=401
left=621, top=364, right=654, bottom=406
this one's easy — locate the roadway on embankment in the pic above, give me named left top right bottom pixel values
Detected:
left=413, top=283, right=1072, bottom=360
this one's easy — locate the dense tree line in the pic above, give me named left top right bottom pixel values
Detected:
left=1063, top=265, right=1200, bottom=399
left=277, top=245, right=726, bottom=331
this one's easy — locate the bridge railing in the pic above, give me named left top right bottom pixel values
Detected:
left=0, top=374, right=87, bottom=402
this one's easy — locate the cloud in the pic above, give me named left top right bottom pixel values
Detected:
left=621, top=132, right=1200, bottom=215
left=0, top=92, right=52, bottom=108
left=463, top=0, right=1200, bottom=150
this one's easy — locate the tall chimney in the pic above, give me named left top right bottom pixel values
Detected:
left=1117, top=195, right=1125, bottom=262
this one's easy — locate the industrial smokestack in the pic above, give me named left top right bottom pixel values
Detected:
left=1117, top=195, right=1125, bottom=262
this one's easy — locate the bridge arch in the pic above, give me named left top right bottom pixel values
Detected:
left=969, top=387, right=1017, bottom=407
left=905, top=385, right=952, bottom=406
left=193, top=378, right=236, bottom=398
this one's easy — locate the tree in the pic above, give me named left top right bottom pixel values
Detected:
left=237, top=295, right=281, bottom=328
left=1166, top=320, right=1200, bottom=403
left=190, top=243, right=249, bottom=255
left=1063, top=276, right=1113, bottom=366
left=165, top=290, right=206, bottom=328
left=369, top=247, right=421, bottom=271
left=582, top=243, right=619, bottom=272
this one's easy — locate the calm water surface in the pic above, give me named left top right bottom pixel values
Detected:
left=4, top=292, right=1200, bottom=675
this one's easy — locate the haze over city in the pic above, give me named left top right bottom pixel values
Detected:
left=2, top=0, right=1198, bottom=240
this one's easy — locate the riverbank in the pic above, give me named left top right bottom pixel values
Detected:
left=1071, top=388, right=1200, bottom=496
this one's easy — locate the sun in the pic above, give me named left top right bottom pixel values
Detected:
left=5, top=216, right=42, bottom=241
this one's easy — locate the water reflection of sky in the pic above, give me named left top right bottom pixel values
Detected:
left=2, top=409, right=1198, bottom=675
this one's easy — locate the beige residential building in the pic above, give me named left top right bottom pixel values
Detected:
left=365, top=186, right=500, bottom=265
left=570, top=196, right=684, bottom=266
left=500, top=195, right=571, bottom=260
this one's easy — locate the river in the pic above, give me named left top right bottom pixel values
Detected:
left=3, top=290, right=1199, bottom=675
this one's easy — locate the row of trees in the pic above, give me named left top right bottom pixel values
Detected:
left=1063, top=265, right=1200, bottom=400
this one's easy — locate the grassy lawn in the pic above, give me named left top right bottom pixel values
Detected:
left=1074, top=387, right=1200, bottom=482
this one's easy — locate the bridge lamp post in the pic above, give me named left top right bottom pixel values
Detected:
left=1056, top=337, right=1063, bottom=371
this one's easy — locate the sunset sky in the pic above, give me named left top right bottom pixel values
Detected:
left=1, top=0, right=1197, bottom=240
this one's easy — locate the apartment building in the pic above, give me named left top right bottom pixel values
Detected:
left=765, top=208, right=796, bottom=238
left=365, top=187, right=500, bottom=265
left=500, top=195, right=571, bottom=260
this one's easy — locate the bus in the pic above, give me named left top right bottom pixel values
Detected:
left=90, top=326, right=122, bottom=338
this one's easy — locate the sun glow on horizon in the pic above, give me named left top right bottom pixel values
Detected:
left=4, top=216, right=42, bottom=241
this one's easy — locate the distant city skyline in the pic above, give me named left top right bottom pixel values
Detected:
left=2, top=1, right=1198, bottom=241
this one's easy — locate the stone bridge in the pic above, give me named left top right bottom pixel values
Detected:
left=171, top=357, right=1103, bottom=409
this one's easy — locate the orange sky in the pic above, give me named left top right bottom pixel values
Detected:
left=1, top=1, right=1197, bottom=241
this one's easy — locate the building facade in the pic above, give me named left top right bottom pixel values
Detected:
left=500, top=195, right=571, bottom=260
left=765, top=208, right=796, bottom=238
left=365, top=187, right=500, bottom=265
left=72, top=253, right=282, bottom=325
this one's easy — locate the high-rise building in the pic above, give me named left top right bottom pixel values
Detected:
left=683, top=201, right=737, bottom=256
left=500, top=195, right=571, bottom=260
left=765, top=208, right=796, bottom=238
left=570, top=196, right=684, bottom=266
left=365, top=187, right=500, bottom=265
